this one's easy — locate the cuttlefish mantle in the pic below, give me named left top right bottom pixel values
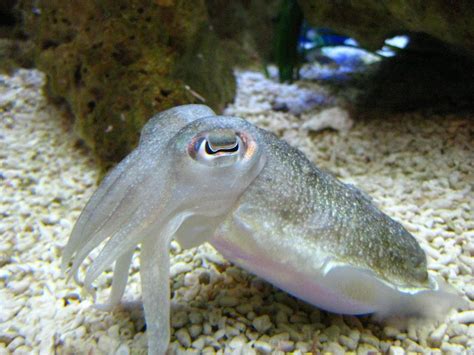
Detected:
left=62, top=104, right=466, bottom=355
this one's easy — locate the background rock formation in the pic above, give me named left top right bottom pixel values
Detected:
left=18, top=0, right=237, bottom=170
left=7, top=0, right=474, bottom=169
left=298, top=0, right=474, bottom=56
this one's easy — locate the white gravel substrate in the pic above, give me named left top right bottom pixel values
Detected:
left=0, top=69, right=473, bottom=354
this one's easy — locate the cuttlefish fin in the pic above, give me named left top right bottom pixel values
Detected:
left=320, top=263, right=468, bottom=319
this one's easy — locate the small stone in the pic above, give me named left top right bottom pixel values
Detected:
left=115, top=343, right=130, bottom=355
left=451, top=310, right=474, bottom=324
left=388, top=345, right=405, bottom=355
left=7, top=280, right=30, bottom=295
left=383, top=326, right=400, bottom=338
left=107, top=324, right=120, bottom=339
left=170, top=262, right=192, bottom=278
left=465, top=284, right=474, bottom=300
left=449, top=323, right=468, bottom=336
left=339, top=334, right=357, bottom=350
left=360, top=333, right=379, bottom=348
left=276, top=340, right=294, bottom=352
left=380, top=341, right=391, bottom=352
left=191, top=336, right=206, bottom=350
left=214, top=329, right=226, bottom=340
left=429, top=323, right=447, bottom=346
left=468, top=325, right=474, bottom=338
left=171, top=311, right=189, bottom=328
left=295, top=341, right=310, bottom=352
left=201, top=346, right=216, bottom=354
left=403, top=338, right=424, bottom=352
left=323, top=341, right=345, bottom=354
left=42, top=213, right=59, bottom=225
left=175, top=328, right=191, bottom=348
left=275, top=310, right=288, bottom=324
left=225, top=325, right=240, bottom=338
left=269, top=332, right=290, bottom=347
left=218, top=296, right=239, bottom=307
left=441, top=342, right=465, bottom=353
left=236, top=303, right=253, bottom=314
left=357, top=343, right=379, bottom=355
left=450, top=335, right=468, bottom=345
left=188, top=312, right=203, bottom=325
left=252, top=315, right=272, bottom=333
left=7, top=337, right=24, bottom=352
left=188, top=324, right=202, bottom=338
left=324, top=325, right=341, bottom=341
left=12, top=345, right=32, bottom=353
left=229, top=335, right=245, bottom=350
left=97, top=334, right=119, bottom=353
left=253, top=340, right=272, bottom=353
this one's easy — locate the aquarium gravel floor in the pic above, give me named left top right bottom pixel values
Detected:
left=0, top=69, right=473, bottom=355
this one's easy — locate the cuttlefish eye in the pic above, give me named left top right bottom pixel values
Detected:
left=188, top=129, right=246, bottom=166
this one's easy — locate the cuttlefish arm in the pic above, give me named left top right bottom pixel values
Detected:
left=63, top=105, right=466, bottom=355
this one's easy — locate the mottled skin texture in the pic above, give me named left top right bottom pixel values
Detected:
left=227, top=127, right=429, bottom=289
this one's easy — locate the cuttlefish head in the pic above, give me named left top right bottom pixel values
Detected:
left=62, top=105, right=265, bottom=355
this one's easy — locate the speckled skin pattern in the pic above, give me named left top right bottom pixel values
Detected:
left=213, top=122, right=429, bottom=286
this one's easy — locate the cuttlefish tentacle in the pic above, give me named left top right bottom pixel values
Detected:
left=63, top=105, right=467, bottom=355
left=95, top=249, right=134, bottom=310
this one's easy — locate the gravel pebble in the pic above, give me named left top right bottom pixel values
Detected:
left=218, top=296, right=239, bottom=307
left=115, top=343, right=130, bottom=355
left=451, top=310, right=474, bottom=324
left=175, top=328, right=191, bottom=347
left=252, top=315, right=272, bottom=333
left=388, top=345, right=405, bottom=355
left=191, top=336, right=206, bottom=350
left=429, top=323, right=447, bottom=346
left=339, top=334, right=358, bottom=350
left=253, top=340, right=272, bottom=353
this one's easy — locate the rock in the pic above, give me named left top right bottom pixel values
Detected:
left=384, top=326, right=400, bottom=338
left=175, top=328, right=192, bottom=348
left=441, top=342, right=465, bottom=353
left=388, top=346, right=405, bottom=355
left=302, top=107, right=353, bottom=132
left=18, top=0, right=236, bottom=171
left=191, top=336, right=206, bottom=350
left=252, top=315, right=272, bottom=333
left=188, top=312, right=203, bottom=325
left=171, top=311, right=188, bottom=328
left=451, top=311, right=474, bottom=324
left=170, top=262, right=192, bottom=278
left=97, top=334, right=119, bottom=354
left=429, top=324, right=447, bottom=346
left=323, top=341, right=345, bottom=354
left=298, top=1, right=474, bottom=56
left=218, top=295, right=239, bottom=307
left=253, top=340, right=272, bottom=353
left=115, top=343, right=130, bottom=355
left=339, top=334, right=358, bottom=350
left=188, top=324, right=202, bottom=338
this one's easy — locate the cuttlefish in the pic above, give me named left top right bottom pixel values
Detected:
left=62, top=105, right=465, bottom=354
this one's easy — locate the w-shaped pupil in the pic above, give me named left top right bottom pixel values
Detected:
left=205, top=140, right=239, bottom=154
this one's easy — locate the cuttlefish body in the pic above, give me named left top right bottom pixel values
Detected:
left=63, top=105, right=465, bottom=354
